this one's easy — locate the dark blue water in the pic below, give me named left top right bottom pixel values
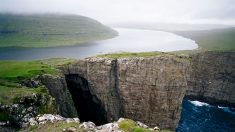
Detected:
left=177, top=99, right=235, bottom=132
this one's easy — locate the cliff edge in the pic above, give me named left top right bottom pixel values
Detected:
left=58, top=51, right=234, bottom=130
left=61, top=54, right=189, bottom=129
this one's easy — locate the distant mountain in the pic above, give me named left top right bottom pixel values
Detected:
left=0, top=14, right=118, bottom=47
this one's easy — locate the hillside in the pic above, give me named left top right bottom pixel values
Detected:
left=172, top=28, right=235, bottom=51
left=0, top=14, right=117, bottom=47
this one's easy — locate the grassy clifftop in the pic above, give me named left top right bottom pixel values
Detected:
left=0, top=14, right=117, bottom=47
left=0, top=58, right=76, bottom=104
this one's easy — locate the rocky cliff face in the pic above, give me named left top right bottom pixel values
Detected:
left=63, top=58, right=123, bottom=124
left=42, top=51, right=234, bottom=130
left=39, top=75, right=78, bottom=118
left=117, top=56, right=190, bottom=129
left=186, top=52, right=235, bottom=107
left=62, top=54, right=190, bottom=129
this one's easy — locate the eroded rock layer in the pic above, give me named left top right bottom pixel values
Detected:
left=47, top=51, right=234, bottom=130
left=62, top=54, right=190, bottom=129
left=40, top=75, right=77, bottom=118
left=186, top=52, right=235, bottom=107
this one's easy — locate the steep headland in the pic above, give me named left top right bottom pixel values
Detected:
left=0, top=52, right=234, bottom=131
left=50, top=51, right=233, bottom=130
left=61, top=53, right=190, bottom=129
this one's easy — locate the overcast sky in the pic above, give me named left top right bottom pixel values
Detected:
left=0, top=0, right=235, bottom=25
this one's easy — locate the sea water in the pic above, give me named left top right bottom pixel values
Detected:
left=177, top=99, right=235, bottom=132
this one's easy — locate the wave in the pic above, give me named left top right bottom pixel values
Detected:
left=218, top=106, right=235, bottom=115
left=189, top=100, right=210, bottom=107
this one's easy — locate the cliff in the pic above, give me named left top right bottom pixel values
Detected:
left=39, top=75, right=78, bottom=118
left=1, top=52, right=233, bottom=130
left=55, top=51, right=234, bottom=130
left=186, top=52, right=235, bottom=107
left=62, top=54, right=190, bottom=129
left=13, top=51, right=231, bottom=131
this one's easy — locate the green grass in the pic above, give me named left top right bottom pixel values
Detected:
left=172, top=28, right=235, bottom=51
left=97, top=51, right=194, bottom=61
left=118, top=119, right=152, bottom=132
left=118, top=119, right=173, bottom=132
left=39, top=58, right=77, bottom=67
left=118, top=119, right=137, bottom=131
left=0, top=85, right=47, bottom=105
left=0, top=111, right=13, bottom=121
left=0, top=14, right=117, bottom=47
left=169, top=49, right=203, bottom=55
left=22, top=121, right=81, bottom=132
left=0, top=60, right=58, bottom=120
left=97, top=51, right=169, bottom=59
left=0, top=61, right=57, bottom=82
left=0, top=58, right=76, bottom=105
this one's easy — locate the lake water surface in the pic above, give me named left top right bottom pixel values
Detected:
left=0, top=28, right=198, bottom=60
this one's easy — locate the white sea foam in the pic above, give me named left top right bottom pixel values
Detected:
left=218, top=106, right=235, bottom=115
left=189, top=100, right=210, bottom=107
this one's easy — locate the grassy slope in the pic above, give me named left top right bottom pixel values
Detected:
left=0, top=14, right=117, bottom=47
left=0, top=61, right=56, bottom=82
left=172, top=28, right=235, bottom=51
left=97, top=51, right=193, bottom=61
left=97, top=51, right=168, bottom=59
left=0, top=58, right=75, bottom=104
left=22, top=121, right=83, bottom=132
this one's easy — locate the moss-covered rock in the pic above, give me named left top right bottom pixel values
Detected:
left=0, top=92, right=56, bottom=128
left=0, top=58, right=77, bottom=129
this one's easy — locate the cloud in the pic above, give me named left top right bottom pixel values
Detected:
left=0, top=0, right=235, bottom=25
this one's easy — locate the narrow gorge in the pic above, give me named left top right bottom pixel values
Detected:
left=40, top=51, right=234, bottom=130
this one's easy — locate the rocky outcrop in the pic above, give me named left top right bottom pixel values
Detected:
left=63, top=58, right=123, bottom=124
left=0, top=93, right=55, bottom=128
left=186, top=52, right=235, bottom=107
left=39, top=75, right=77, bottom=118
left=0, top=74, right=78, bottom=131
left=23, top=115, right=161, bottom=132
left=28, top=114, right=80, bottom=126
left=62, top=54, right=190, bottom=129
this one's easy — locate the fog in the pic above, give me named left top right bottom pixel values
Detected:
left=0, top=0, right=235, bottom=25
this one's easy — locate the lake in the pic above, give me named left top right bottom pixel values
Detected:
left=0, top=28, right=198, bottom=60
